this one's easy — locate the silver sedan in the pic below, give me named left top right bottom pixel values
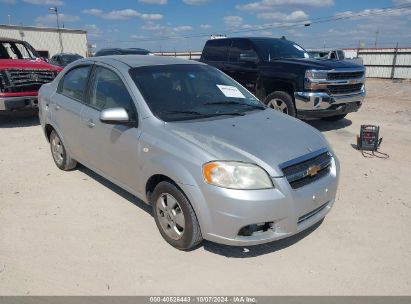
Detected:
left=38, top=55, right=339, bottom=250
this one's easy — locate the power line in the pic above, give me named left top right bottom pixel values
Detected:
left=91, top=3, right=411, bottom=44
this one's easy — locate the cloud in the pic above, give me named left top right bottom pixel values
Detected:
left=102, top=9, right=141, bottom=20
left=84, top=24, right=103, bottom=37
left=0, top=0, right=17, bottom=4
left=237, top=0, right=333, bottom=11
left=335, top=7, right=411, bottom=19
left=183, top=0, right=210, bottom=5
left=35, top=13, right=80, bottom=25
left=23, top=0, right=64, bottom=5
left=200, top=24, right=212, bottom=29
left=257, top=10, right=309, bottom=21
left=173, top=25, right=193, bottom=31
left=393, top=0, right=411, bottom=4
left=130, top=34, right=146, bottom=39
left=224, top=15, right=243, bottom=27
left=139, top=0, right=167, bottom=4
left=82, top=9, right=103, bottom=16
left=141, top=13, right=163, bottom=20
left=99, top=9, right=163, bottom=21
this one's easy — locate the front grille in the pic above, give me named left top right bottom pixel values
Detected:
left=282, top=151, right=332, bottom=189
left=327, top=71, right=364, bottom=80
left=327, top=83, right=363, bottom=95
left=298, top=203, right=328, bottom=224
left=4, top=69, right=56, bottom=93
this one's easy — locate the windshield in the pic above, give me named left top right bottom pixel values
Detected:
left=253, top=39, right=309, bottom=61
left=130, top=64, right=265, bottom=122
left=0, top=41, right=37, bottom=60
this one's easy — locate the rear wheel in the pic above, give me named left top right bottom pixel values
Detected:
left=322, top=114, right=347, bottom=121
left=265, top=91, right=296, bottom=117
left=152, top=181, right=202, bottom=250
left=49, top=130, right=77, bottom=171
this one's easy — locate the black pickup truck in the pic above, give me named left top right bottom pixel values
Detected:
left=200, top=37, right=365, bottom=121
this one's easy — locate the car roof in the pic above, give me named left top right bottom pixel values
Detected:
left=86, top=55, right=205, bottom=68
left=0, top=37, right=24, bottom=43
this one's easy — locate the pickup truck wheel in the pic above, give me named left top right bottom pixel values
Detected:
left=265, top=91, right=296, bottom=117
left=152, top=181, right=202, bottom=250
left=322, top=114, right=347, bottom=121
left=49, top=130, right=77, bottom=171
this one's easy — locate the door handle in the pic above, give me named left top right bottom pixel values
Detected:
left=86, top=119, right=95, bottom=128
left=54, top=104, right=60, bottom=111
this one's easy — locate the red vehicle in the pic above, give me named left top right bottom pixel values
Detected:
left=0, top=37, right=62, bottom=112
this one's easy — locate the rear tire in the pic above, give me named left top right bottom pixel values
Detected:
left=152, top=181, right=202, bottom=250
left=49, top=130, right=77, bottom=171
left=264, top=91, right=296, bottom=117
left=322, top=114, right=347, bottom=121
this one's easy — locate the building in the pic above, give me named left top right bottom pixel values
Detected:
left=0, top=24, right=88, bottom=58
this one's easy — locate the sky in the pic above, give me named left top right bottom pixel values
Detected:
left=1, top=0, right=411, bottom=52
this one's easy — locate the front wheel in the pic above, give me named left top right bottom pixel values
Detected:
left=321, top=114, right=347, bottom=121
left=152, top=181, right=202, bottom=250
left=264, top=91, right=296, bottom=117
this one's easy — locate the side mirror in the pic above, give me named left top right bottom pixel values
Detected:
left=100, top=107, right=134, bottom=126
left=239, top=53, right=258, bottom=64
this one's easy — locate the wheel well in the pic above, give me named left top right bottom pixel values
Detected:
left=45, top=124, right=54, bottom=142
left=145, top=174, right=176, bottom=203
left=263, top=81, right=295, bottom=101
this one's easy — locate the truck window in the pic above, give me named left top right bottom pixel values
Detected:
left=202, top=39, right=230, bottom=62
left=252, top=39, right=309, bottom=61
left=229, top=40, right=258, bottom=63
left=337, top=50, right=345, bottom=60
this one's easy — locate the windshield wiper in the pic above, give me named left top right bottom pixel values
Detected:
left=204, top=101, right=265, bottom=110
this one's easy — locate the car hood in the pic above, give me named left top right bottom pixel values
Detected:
left=165, top=109, right=329, bottom=177
left=0, top=59, right=62, bottom=71
left=266, top=58, right=364, bottom=70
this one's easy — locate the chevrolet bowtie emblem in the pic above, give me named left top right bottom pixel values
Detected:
left=307, top=165, right=321, bottom=177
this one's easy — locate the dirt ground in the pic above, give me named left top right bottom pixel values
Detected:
left=0, top=79, right=410, bottom=295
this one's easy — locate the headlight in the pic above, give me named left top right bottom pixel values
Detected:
left=202, top=161, right=273, bottom=190
left=305, top=69, right=328, bottom=80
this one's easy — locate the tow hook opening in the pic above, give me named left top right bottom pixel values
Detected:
left=238, top=222, right=274, bottom=237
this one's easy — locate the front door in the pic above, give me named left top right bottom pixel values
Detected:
left=79, top=65, right=142, bottom=193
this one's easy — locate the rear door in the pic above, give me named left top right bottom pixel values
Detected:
left=226, top=39, right=259, bottom=93
left=79, top=64, right=142, bottom=192
left=51, top=64, right=92, bottom=160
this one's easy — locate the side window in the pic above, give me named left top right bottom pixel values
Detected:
left=88, top=66, right=136, bottom=118
left=229, top=40, right=258, bottom=63
left=202, top=39, right=230, bottom=62
left=59, top=66, right=90, bottom=101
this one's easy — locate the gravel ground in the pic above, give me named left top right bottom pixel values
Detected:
left=0, top=79, right=410, bottom=295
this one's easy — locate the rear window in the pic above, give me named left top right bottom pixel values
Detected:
left=201, top=39, right=230, bottom=62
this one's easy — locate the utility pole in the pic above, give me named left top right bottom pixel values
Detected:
left=49, top=7, right=63, bottom=53
left=374, top=29, right=379, bottom=48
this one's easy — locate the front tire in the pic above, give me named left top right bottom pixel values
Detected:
left=152, top=181, right=202, bottom=250
left=49, top=130, right=77, bottom=171
left=322, top=114, right=347, bottom=121
left=264, top=91, right=296, bottom=117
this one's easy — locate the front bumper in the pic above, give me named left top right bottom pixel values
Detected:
left=0, top=95, right=38, bottom=111
left=181, top=157, right=339, bottom=246
left=294, top=89, right=365, bottom=118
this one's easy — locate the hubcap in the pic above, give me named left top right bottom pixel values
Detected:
left=51, top=136, right=64, bottom=165
left=267, top=98, right=288, bottom=114
left=156, top=193, right=185, bottom=240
